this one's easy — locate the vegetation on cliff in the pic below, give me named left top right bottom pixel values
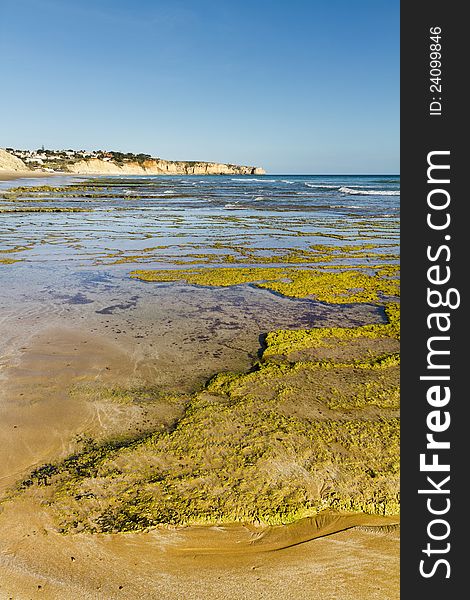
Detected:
left=3, top=148, right=264, bottom=175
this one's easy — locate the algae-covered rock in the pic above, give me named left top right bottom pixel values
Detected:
left=131, top=267, right=400, bottom=303
left=19, top=303, right=400, bottom=533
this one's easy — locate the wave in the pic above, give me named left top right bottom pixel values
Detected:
left=330, top=204, right=367, bottom=209
left=304, top=183, right=340, bottom=189
left=230, top=178, right=277, bottom=182
left=339, top=187, right=400, bottom=196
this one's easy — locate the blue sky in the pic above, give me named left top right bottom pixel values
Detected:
left=0, top=0, right=399, bottom=173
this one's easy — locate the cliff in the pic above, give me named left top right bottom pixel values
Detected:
left=0, top=149, right=30, bottom=172
left=1, top=148, right=265, bottom=176
left=67, top=158, right=265, bottom=176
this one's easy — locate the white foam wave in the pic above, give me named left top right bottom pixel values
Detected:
left=339, top=187, right=400, bottom=196
left=304, top=183, right=340, bottom=189
left=230, top=178, right=276, bottom=182
left=330, top=204, right=367, bottom=209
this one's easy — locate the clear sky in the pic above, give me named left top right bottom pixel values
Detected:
left=0, top=0, right=399, bottom=173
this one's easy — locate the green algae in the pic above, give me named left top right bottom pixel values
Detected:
left=325, top=381, right=400, bottom=410
left=0, top=207, right=89, bottom=213
left=255, top=269, right=399, bottom=302
left=264, top=303, right=400, bottom=359
left=5, top=176, right=400, bottom=530
left=69, top=384, right=165, bottom=405
left=0, top=244, right=33, bottom=254
left=0, top=244, right=34, bottom=263
left=131, top=267, right=400, bottom=303
left=19, top=301, right=400, bottom=533
left=22, top=401, right=399, bottom=531
left=1, top=178, right=399, bottom=272
left=0, top=257, right=22, bottom=264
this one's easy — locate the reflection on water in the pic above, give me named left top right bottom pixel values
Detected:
left=0, top=263, right=385, bottom=393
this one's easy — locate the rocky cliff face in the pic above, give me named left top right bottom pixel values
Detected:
left=0, top=148, right=265, bottom=176
left=0, top=149, right=30, bottom=172
left=68, top=158, right=265, bottom=176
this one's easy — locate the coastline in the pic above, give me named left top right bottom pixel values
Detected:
left=0, top=170, right=61, bottom=182
left=0, top=148, right=265, bottom=178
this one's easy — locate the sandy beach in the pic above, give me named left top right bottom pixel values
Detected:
left=0, top=0, right=402, bottom=594
left=0, top=509, right=399, bottom=600
left=0, top=171, right=57, bottom=182
left=0, top=323, right=399, bottom=600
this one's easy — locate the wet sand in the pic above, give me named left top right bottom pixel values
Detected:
left=1, top=426, right=399, bottom=600
left=0, top=171, right=56, bottom=182
left=0, top=310, right=399, bottom=600
left=0, top=505, right=399, bottom=600
left=0, top=327, right=134, bottom=492
left=0, top=177, right=399, bottom=599
left=0, top=281, right=398, bottom=600
left=0, top=267, right=385, bottom=488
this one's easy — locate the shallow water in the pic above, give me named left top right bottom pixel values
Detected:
left=0, top=174, right=399, bottom=388
left=0, top=175, right=400, bottom=598
left=0, top=262, right=384, bottom=394
left=0, top=174, right=399, bottom=264
left=0, top=174, right=399, bottom=497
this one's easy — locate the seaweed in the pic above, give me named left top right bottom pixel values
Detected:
left=19, top=303, right=400, bottom=533
left=131, top=266, right=400, bottom=303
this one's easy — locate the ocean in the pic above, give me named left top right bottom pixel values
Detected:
left=0, top=174, right=399, bottom=267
